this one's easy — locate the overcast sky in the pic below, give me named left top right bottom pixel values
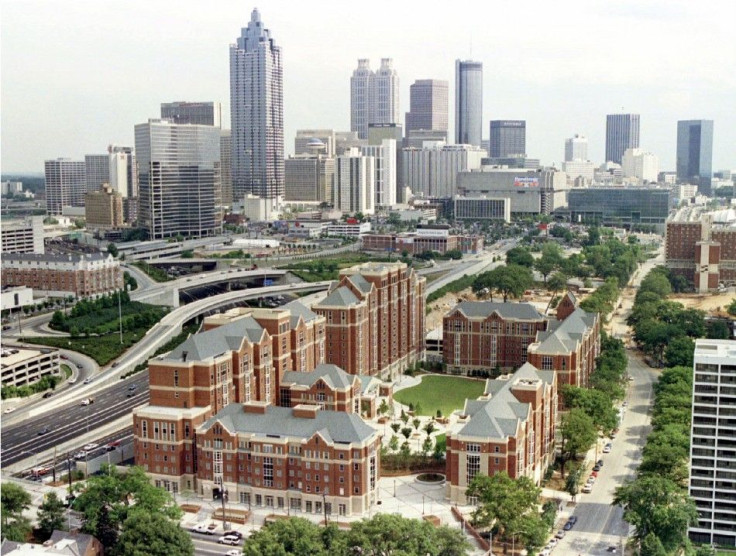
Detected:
left=2, top=0, right=734, bottom=174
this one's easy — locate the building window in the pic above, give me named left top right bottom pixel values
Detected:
left=541, top=356, right=553, bottom=371
left=467, top=454, right=480, bottom=484
left=467, top=443, right=480, bottom=453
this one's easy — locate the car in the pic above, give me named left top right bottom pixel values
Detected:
left=80, top=398, right=94, bottom=406
left=83, top=443, right=99, bottom=451
left=106, top=440, right=121, bottom=451
left=591, top=470, right=598, bottom=477
left=582, top=484, right=592, bottom=493
left=83, top=377, right=92, bottom=385
left=568, top=516, right=578, bottom=525
left=602, top=444, right=612, bottom=454
left=38, top=427, right=50, bottom=435
left=4, top=406, right=16, bottom=414
left=607, top=547, right=617, bottom=553
left=548, top=538, right=558, bottom=547
left=593, top=464, right=601, bottom=472
left=226, top=551, right=241, bottom=556
left=42, top=392, right=53, bottom=398
left=223, top=531, right=243, bottom=540
left=587, top=476, right=595, bottom=484
left=112, top=362, right=119, bottom=368
left=76, top=364, right=83, bottom=370
left=563, top=521, right=573, bottom=531
left=74, top=451, right=88, bottom=460
left=128, top=384, right=137, bottom=391
left=597, top=459, right=604, bottom=467
left=2, top=325, right=12, bottom=331
left=554, top=530, right=566, bottom=539
left=537, top=550, right=550, bottom=556
left=190, top=523, right=212, bottom=535
left=218, top=535, right=241, bottom=546
left=68, top=378, right=77, bottom=384
left=622, top=401, right=628, bottom=407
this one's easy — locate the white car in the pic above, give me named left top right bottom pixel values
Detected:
left=582, top=484, right=593, bottom=493
left=74, top=451, right=88, bottom=460
left=603, top=444, right=612, bottom=454
left=83, top=443, right=99, bottom=451
left=4, top=406, right=16, bottom=414
left=218, top=535, right=241, bottom=546
left=226, top=551, right=241, bottom=556
left=190, top=523, right=213, bottom=535
left=68, top=378, right=77, bottom=384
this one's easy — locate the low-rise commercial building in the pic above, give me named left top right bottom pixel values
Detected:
left=453, top=195, right=511, bottom=222
left=1, top=253, right=122, bottom=298
left=564, top=187, right=671, bottom=229
left=446, top=363, right=557, bottom=503
left=362, top=226, right=483, bottom=255
left=1, top=345, right=60, bottom=388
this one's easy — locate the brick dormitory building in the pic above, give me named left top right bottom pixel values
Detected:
left=442, top=292, right=600, bottom=394
left=132, top=281, right=401, bottom=515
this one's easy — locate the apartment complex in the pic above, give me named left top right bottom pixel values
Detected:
left=527, top=292, right=601, bottom=391
left=0, top=216, right=44, bottom=255
left=1, top=253, right=122, bottom=298
left=689, top=339, right=736, bottom=548
left=85, top=184, right=124, bottom=229
left=665, top=208, right=736, bottom=292
left=446, top=363, right=558, bottom=503
left=312, top=262, right=426, bottom=381
left=0, top=345, right=60, bottom=388
left=279, top=364, right=361, bottom=413
left=442, top=302, right=548, bottom=375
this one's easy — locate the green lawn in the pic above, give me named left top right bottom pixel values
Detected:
left=26, top=328, right=149, bottom=366
left=394, top=375, right=486, bottom=417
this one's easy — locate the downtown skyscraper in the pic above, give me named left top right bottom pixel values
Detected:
left=230, top=9, right=284, bottom=203
left=455, top=60, right=483, bottom=147
left=605, top=113, right=640, bottom=164
left=350, top=59, right=400, bottom=140
left=677, top=120, right=714, bottom=194
left=405, top=79, right=448, bottom=139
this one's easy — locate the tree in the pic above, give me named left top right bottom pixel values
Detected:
left=559, top=409, right=597, bottom=477
left=421, top=436, right=433, bottom=458
left=534, top=243, right=564, bottom=283
left=639, top=532, right=667, bottom=556
left=401, top=427, right=413, bottom=440
left=613, top=475, right=698, bottom=552
left=1, top=483, right=32, bottom=542
left=37, top=492, right=67, bottom=539
left=483, top=264, right=534, bottom=302
left=663, top=336, right=695, bottom=368
left=466, top=472, right=541, bottom=542
left=412, top=417, right=421, bottom=430
left=243, top=517, right=339, bottom=556
left=561, top=386, right=618, bottom=434
left=107, top=243, right=119, bottom=258
left=728, top=298, right=736, bottom=316
left=424, top=421, right=437, bottom=437
left=505, top=246, right=534, bottom=268
left=389, top=435, right=399, bottom=452
left=565, top=465, right=582, bottom=499
left=378, top=399, right=389, bottom=416
left=390, top=422, right=401, bottom=434
left=74, top=466, right=182, bottom=550
left=114, top=512, right=193, bottom=556
left=546, top=271, right=568, bottom=295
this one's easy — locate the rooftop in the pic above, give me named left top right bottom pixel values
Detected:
left=448, top=301, right=545, bottom=321
left=281, top=364, right=356, bottom=390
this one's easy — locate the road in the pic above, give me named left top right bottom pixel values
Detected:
left=554, top=352, right=656, bottom=555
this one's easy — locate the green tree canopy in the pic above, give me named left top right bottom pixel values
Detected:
left=561, top=386, right=619, bottom=433
left=559, top=408, right=597, bottom=477
left=114, top=512, right=193, bottom=556
left=1, top=483, right=32, bottom=542
left=505, top=246, right=534, bottom=268
left=37, top=492, right=67, bottom=540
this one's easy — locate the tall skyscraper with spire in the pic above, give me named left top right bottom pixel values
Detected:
left=350, top=58, right=400, bottom=140
left=230, top=8, right=284, bottom=203
left=455, top=60, right=483, bottom=147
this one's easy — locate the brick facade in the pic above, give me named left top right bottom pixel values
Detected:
left=445, top=363, right=557, bottom=503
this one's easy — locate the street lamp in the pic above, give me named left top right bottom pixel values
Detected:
left=322, top=492, right=328, bottom=524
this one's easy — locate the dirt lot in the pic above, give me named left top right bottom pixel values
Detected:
left=669, top=291, right=736, bottom=316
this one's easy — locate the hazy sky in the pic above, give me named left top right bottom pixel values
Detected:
left=2, top=0, right=735, bottom=174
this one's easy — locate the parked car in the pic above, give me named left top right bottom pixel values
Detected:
left=68, top=378, right=77, bottom=384
left=218, top=535, right=241, bottom=546
left=226, top=550, right=241, bottom=556
left=74, top=451, right=88, bottom=460
left=555, top=530, right=566, bottom=539
left=596, top=459, right=604, bottom=467
left=593, top=464, right=601, bottom=472
left=603, top=444, right=612, bottom=454
left=223, top=531, right=243, bottom=540
left=83, top=443, right=99, bottom=451
left=190, top=523, right=213, bottom=535
left=4, top=406, right=16, bottom=414
left=106, top=440, right=121, bottom=451
left=582, top=484, right=593, bottom=493
left=42, top=392, right=53, bottom=399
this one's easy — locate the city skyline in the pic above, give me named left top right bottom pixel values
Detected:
left=1, top=0, right=734, bottom=173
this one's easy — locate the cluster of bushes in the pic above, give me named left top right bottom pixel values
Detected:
left=413, top=249, right=463, bottom=261
left=381, top=411, right=445, bottom=472
left=426, top=274, right=475, bottom=304
left=613, top=366, right=699, bottom=555
left=131, top=262, right=172, bottom=282
left=50, top=293, right=166, bottom=338
left=1, top=373, right=61, bottom=399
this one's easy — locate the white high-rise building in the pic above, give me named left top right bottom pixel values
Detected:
left=689, top=339, right=736, bottom=548
left=361, top=139, right=397, bottom=208
left=565, top=134, right=588, bottom=162
left=135, top=119, right=222, bottom=239
left=230, top=9, right=284, bottom=203
left=402, top=144, right=485, bottom=198
left=622, top=148, right=659, bottom=183
left=334, top=149, right=375, bottom=215
left=108, top=145, right=137, bottom=198
left=350, top=59, right=400, bottom=140
left=45, top=158, right=86, bottom=215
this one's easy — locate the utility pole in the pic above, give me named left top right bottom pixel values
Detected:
left=52, top=446, right=57, bottom=483
left=118, top=287, right=123, bottom=344
left=323, top=493, right=328, bottom=524
left=221, top=489, right=229, bottom=530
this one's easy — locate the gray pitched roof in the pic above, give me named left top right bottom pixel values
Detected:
left=457, top=363, right=548, bottom=439
left=450, top=301, right=544, bottom=321
left=201, top=404, right=375, bottom=444
left=532, top=307, right=597, bottom=355
left=347, top=274, right=373, bottom=294
left=164, top=316, right=265, bottom=362
left=282, top=300, right=321, bottom=327
left=319, top=286, right=361, bottom=307
left=2, top=252, right=110, bottom=263
left=282, top=364, right=355, bottom=390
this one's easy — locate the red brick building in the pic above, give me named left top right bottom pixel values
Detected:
left=313, top=262, right=426, bottom=380
left=1, top=253, right=122, bottom=298
left=132, top=301, right=326, bottom=494
left=526, top=292, right=600, bottom=394
left=442, top=302, right=548, bottom=375
left=195, top=402, right=380, bottom=516
left=665, top=214, right=736, bottom=292
left=445, top=363, right=558, bottom=503
left=362, top=231, right=484, bottom=256
left=280, top=364, right=361, bottom=413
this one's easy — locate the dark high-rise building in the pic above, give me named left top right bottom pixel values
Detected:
left=677, top=120, right=714, bottom=195
left=489, top=120, right=526, bottom=158
left=455, top=60, right=483, bottom=147
left=405, top=79, right=448, bottom=139
left=161, top=102, right=222, bottom=127
left=230, top=9, right=284, bottom=203
left=605, top=113, right=640, bottom=164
